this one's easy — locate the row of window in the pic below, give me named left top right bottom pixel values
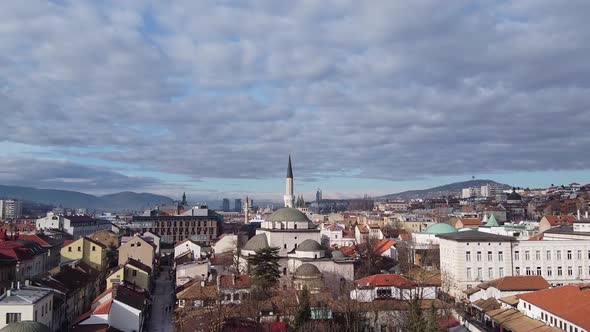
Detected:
left=540, top=310, right=579, bottom=332
left=466, top=251, right=503, bottom=262
left=514, top=249, right=590, bottom=261
left=515, top=265, right=590, bottom=277
left=466, top=267, right=505, bottom=280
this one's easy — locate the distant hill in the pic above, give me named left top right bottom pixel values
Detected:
left=377, top=180, right=511, bottom=200
left=0, top=185, right=174, bottom=211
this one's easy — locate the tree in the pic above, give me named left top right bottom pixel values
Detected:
left=247, top=247, right=281, bottom=293
left=293, top=286, right=311, bottom=331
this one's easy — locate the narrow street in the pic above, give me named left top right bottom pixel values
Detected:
left=148, top=266, right=175, bottom=332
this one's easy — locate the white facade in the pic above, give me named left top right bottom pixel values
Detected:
left=213, top=234, right=238, bottom=254
left=320, top=224, right=355, bottom=248
left=462, top=187, right=480, bottom=198
left=518, top=298, right=586, bottom=332
left=351, top=285, right=437, bottom=302
left=174, top=240, right=202, bottom=260
left=0, top=287, right=53, bottom=330
left=108, top=300, right=143, bottom=332
left=36, top=213, right=110, bottom=238
left=176, top=261, right=211, bottom=287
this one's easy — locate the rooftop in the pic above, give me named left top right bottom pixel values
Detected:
left=0, top=287, right=52, bottom=305
left=436, top=230, right=515, bottom=242
left=477, top=276, right=550, bottom=292
left=355, top=274, right=415, bottom=288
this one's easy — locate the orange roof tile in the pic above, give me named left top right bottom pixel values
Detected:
left=517, top=285, right=590, bottom=330
left=459, top=218, right=482, bottom=226
left=373, top=239, right=396, bottom=255
left=355, top=274, right=415, bottom=288
left=478, top=276, right=550, bottom=292
left=543, top=215, right=576, bottom=226
left=93, top=299, right=113, bottom=315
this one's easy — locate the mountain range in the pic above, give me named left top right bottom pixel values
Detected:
left=377, top=180, right=511, bottom=200
left=0, top=185, right=174, bottom=211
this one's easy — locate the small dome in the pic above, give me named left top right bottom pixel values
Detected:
left=266, top=208, right=310, bottom=223
left=0, top=322, right=52, bottom=332
left=294, top=263, right=322, bottom=277
left=243, top=234, right=268, bottom=252
left=422, top=223, right=457, bottom=234
left=296, top=239, right=322, bottom=252
left=331, top=250, right=345, bottom=260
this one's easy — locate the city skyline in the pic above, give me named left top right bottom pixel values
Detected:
left=2, top=1, right=590, bottom=199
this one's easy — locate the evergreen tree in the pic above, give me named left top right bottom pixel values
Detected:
left=247, top=247, right=281, bottom=292
left=293, top=286, right=311, bottom=331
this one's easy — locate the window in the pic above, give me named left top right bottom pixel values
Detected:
left=558, top=266, right=563, bottom=276
left=499, top=267, right=504, bottom=277
left=557, top=250, right=562, bottom=260
left=487, top=251, right=493, bottom=261
left=578, top=266, right=583, bottom=277
left=567, top=250, right=572, bottom=260
left=515, top=267, right=520, bottom=275
left=476, top=251, right=481, bottom=262
left=6, top=313, right=21, bottom=324
left=535, top=250, right=541, bottom=260
left=514, top=251, right=520, bottom=260
left=547, top=267, right=552, bottom=276
left=77, top=246, right=81, bottom=252
left=466, top=251, right=471, bottom=262
left=568, top=266, right=573, bottom=276
left=488, top=267, right=493, bottom=279
left=283, top=244, right=287, bottom=249
left=526, top=267, right=531, bottom=275
left=577, top=250, right=582, bottom=260
left=546, top=250, right=551, bottom=260
left=466, top=267, right=472, bottom=279
left=68, top=247, right=72, bottom=252
left=132, top=270, right=137, bottom=277
left=498, top=251, right=503, bottom=261
left=536, top=267, right=542, bottom=275
left=92, top=246, right=96, bottom=251
left=477, top=267, right=482, bottom=280
left=137, top=242, right=141, bottom=247
left=525, top=251, right=530, bottom=260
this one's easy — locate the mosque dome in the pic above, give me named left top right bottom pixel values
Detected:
left=296, top=239, right=322, bottom=252
left=0, top=322, right=52, bottom=332
left=422, top=223, right=457, bottom=234
left=266, top=208, right=310, bottom=223
left=294, top=263, right=322, bottom=278
left=243, top=234, right=269, bottom=252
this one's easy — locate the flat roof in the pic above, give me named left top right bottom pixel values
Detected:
left=436, top=230, right=515, bottom=242
left=0, top=288, right=52, bottom=305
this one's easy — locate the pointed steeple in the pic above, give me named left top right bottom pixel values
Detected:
left=181, top=192, right=187, bottom=206
left=287, top=155, right=293, bottom=178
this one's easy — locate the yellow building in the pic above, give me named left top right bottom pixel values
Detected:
left=61, top=237, right=108, bottom=272
left=106, top=258, right=152, bottom=291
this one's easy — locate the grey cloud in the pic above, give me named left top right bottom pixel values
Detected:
left=0, top=0, right=589, bottom=194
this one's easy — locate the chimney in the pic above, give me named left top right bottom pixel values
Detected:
left=112, top=284, right=119, bottom=299
left=6, top=290, right=10, bottom=297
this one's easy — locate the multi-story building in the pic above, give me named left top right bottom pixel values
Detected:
left=234, top=199, right=242, bottom=213
left=131, top=206, right=223, bottom=244
left=36, top=213, right=111, bottom=239
left=118, top=235, right=156, bottom=270
left=0, top=200, right=22, bottom=220
left=19, top=234, right=63, bottom=272
left=462, top=187, right=480, bottom=199
left=60, top=237, right=108, bottom=272
left=222, top=198, right=230, bottom=212
left=0, top=238, right=48, bottom=282
left=0, top=285, right=54, bottom=329
left=439, top=222, right=590, bottom=298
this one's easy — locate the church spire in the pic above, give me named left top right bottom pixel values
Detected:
left=181, top=192, right=187, bottom=206
left=287, top=154, right=293, bottom=178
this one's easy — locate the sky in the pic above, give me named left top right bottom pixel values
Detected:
left=1, top=0, right=590, bottom=203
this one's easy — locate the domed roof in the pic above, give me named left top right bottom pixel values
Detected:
left=296, top=239, right=322, bottom=252
left=0, top=322, right=51, bottom=332
left=294, top=263, right=322, bottom=277
left=243, top=234, right=269, bottom=252
left=266, top=208, right=310, bottom=223
left=507, top=189, right=522, bottom=201
left=331, top=250, right=345, bottom=260
left=422, top=223, right=457, bottom=234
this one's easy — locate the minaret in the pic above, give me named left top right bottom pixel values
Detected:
left=284, top=155, right=295, bottom=208
left=244, top=196, right=250, bottom=224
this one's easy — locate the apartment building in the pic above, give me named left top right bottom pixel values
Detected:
left=36, top=213, right=111, bottom=239
left=0, top=200, right=22, bottom=220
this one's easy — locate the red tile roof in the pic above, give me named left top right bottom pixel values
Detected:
left=355, top=274, right=415, bottom=288
left=518, top=284, right=590, bottom=330
left=93, top=299, right=113, bottom=315
left=357, top=225, right=369, bottom=234
left=326, top=224, right=344, bottom=232
left=459, top=218, right=482, bottom=226
left=373, top=239, right=396, bottom=255
left=219, top=274, right=250, bottom=289
left=543, top=215, right=577, bottom=226
left=339, top=245, right=357, bottom=257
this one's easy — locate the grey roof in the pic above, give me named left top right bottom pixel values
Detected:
left=294, top=263, right=321, bottom=277
left=0, top=288, right=52, bottom=305
left=296, top=239, right=322, bottom=252
left=436, top=230, right=515, bottom=242
left=243, top=234, right=269, bottom=252
left=0, top=322, right=51, bottom=332
left=266, top=208, right=310, bottom=223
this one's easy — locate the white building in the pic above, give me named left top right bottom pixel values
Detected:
left=466, top=275, right=550, bottom=303
left=350, top=274, right=438, bottom=302
left=462, top=187, right=480, bottom=199
left=36, top=213, right=111, bottom=239
left=174, top=239, right=202, bottom=261
left=0, top=286, right=53, bottom=330
left=320, top=224, right=355, bottom=248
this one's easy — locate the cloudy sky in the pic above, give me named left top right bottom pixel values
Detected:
left=1, top=0, right=590, bottom=202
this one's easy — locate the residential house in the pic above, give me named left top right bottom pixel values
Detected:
left=176, top=261, right=210, bottom=287
left=36, top=213, right=111, bottom=239
left=218, top=274, right=250, bottom=305
left=321, top=224, right=355, bottom=248
left=118, top=235, right=156, bottom=271
left=350, top=274, right=438, bottom=302
left=539, top=215, right=577, bottom=233
left=106, top=258, right=152, bottom=292
left=466, top=275, right=550, bottom=302
left=212, top=234, right=238, bottom=254
left=72, top=284, right=150, bottom=332
left=60, top=237, right=108, bottom=272
left=354, top=225, right=369, bottom=244
left=176, top=280, right=217, bottom=308
left=0, top=237, right=47, bottom=282
left=0, top=286, right=54, bottom=330
left=455, top=218, right=482, bottom=229
left=19, top=234, right=63, bottom=272
left=174, top=239, right=202, bottom=261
